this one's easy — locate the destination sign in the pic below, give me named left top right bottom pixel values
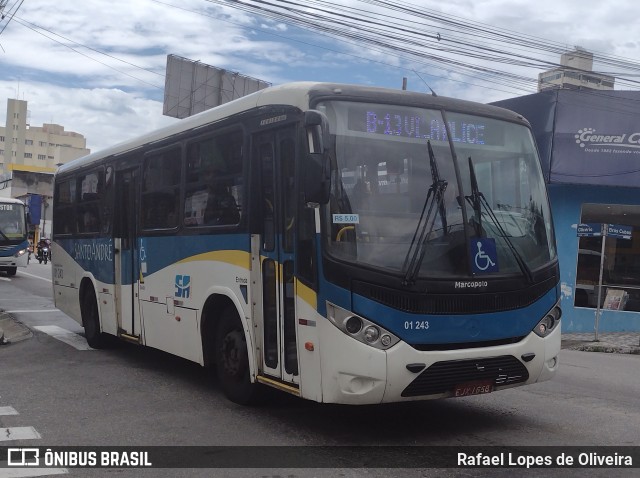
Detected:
left=346, top=104, right=503, bottom=146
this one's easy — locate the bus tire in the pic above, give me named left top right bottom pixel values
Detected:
left=215, top=306, right=262, bottom=405
left=81, top=288, right=108, bottom=349
left=6, top=267, right=17, bottom=276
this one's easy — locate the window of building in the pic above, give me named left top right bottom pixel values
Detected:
left=25, top=139, right=33, bottom=145
left=184, top=131, right=243, bottom=227
left=38, top=154, right=46, bottom=160
left=0, top=150, right=4, bottom=156
left=0, top=136, right=4, bottom=142
left=24, top=153, right=32, bottom=159
left=39, top=141, right=47, bottom=147
left=142, top=146, right=182, bottom=230
left=575, top=203, right=640, bottom=312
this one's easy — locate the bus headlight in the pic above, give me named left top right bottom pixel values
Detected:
left=533, top=301, right=562, bottom=338
left=327, top=302, right=400, bottom=350
left=14, top=249, right=27, bottom=257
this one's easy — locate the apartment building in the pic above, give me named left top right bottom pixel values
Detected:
left=0, top=98, right=89, bottom=176
left=0, top=98, right=90, bottom=240
left=538, top=47, right=615, bottom=92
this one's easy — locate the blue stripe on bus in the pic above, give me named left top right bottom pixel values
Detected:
left=0, top=240, right=29, bottom=257
left=56, top=234, right=250, bottom=284
left=351, top=286, right=558, bottom=344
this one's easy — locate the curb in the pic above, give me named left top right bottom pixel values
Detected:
left=0, top=311, right=33, bottom=345
left=562, top=340, right=640, bottom=355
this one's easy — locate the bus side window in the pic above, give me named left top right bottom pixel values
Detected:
left=184, top=130, right=243, bottom=228
left=142, top=147, right=182, bottom=230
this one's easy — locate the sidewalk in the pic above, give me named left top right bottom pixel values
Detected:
left=0, top=310, right=32, bottom=345
left=561, top=331, right=640, bottom=354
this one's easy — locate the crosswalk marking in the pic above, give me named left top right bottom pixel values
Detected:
left=0, top=427, right=41, bottom=442
left=33, top=326, right=93, bottom=351
left=0, top=466, right=68, bottom=477
left=0, top=406, right=69, bottom=477
left=0, top=406, right=19, bottom=416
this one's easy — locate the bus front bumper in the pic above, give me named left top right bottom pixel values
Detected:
left=316, top=316, right=561, bottom=404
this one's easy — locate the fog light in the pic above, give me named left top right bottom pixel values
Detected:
left=380, top=335, right=391, bottom=347
left=363, top=326, right=380, bottom=343
left=345, top=316, right=363, bottom=334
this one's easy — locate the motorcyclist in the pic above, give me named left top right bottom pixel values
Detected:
left=36, top=238, right=51, bottom=262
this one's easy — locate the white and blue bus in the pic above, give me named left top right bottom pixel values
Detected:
left=52, top=82, right=561, bottom=405
left=0, top=197, right=29, bottom=276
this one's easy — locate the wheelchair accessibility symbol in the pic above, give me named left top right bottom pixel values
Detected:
left=470, top=238, right=498, bottom=273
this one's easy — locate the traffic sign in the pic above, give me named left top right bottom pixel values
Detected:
left=577, top=223, right=602, bottom=237
left=606, top=224, right=632, bottom=240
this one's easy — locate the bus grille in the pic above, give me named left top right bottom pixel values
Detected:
left=401, top=355, right=529, bottom=397
left=353, top=277, right=556, bottom=315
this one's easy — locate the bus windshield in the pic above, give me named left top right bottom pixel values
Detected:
left=0, top=202, right=27, bottom=242
left=320, top=100, right=556, bottom=279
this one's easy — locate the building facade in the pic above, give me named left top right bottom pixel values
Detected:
left=494, top=89, right=640, bottom=333
left=0, top=98, right=90, bottom=240
left=0, top=98, right=90, bottom=175
left=538, top=48, right=615, bottom=92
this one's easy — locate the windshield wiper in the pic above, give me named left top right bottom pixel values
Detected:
left=402, top=140, right=448, bottom=286
left=465, top=157, right=533, bottom=283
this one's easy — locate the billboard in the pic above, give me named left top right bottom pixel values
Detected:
left=493, top=90, right=640, bottom=188
left=163, top=54, right=271, bottom=119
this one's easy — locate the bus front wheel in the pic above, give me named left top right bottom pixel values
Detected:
left=81, top=289, right=108, bottom=349
left=215, top=307, right=262, bottom=405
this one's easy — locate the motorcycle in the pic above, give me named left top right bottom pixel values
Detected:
left=37, top=246, right=50, bottom=264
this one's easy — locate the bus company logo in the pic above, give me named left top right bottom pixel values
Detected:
left=575, top=127, right=640, bottom=149
left=260, top=114, right=287, bottom=126
left=175, top=275, right=191, bottom=298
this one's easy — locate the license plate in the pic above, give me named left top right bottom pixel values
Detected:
left=453, top=380, right=493, bottom=397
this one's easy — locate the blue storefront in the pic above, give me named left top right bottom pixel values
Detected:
left=494, top=90, right=640, bottom=332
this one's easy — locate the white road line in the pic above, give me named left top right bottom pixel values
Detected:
left=0, top=465, right=68, bottom=477
left=0, top=427, right=41, bottom=442
left=0, top=277, right=10, bottom=282
left=33, top=326, right=93, bottom=351
left=16, top=271, right=52, bottom=283
left=0, top=406, right=18, bottom=416
left=4, top=310, right=60, bottom=314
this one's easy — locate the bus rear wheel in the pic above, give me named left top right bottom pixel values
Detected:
left=215, top=307, right=262, bottom=405
left=81, top=289, right=108, bottom=349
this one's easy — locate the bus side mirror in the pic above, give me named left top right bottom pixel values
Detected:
left=303, top=110, right=332, bottom=205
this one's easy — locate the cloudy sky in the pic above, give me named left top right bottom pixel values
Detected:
left=1, top=0, right=640, bottom=153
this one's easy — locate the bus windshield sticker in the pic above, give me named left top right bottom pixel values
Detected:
left=470, top=238, right=499, bottom=274
left=332, top=214, right=359, bottom=224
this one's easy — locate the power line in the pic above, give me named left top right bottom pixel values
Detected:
left=206, top=0, right=640, bottom=91
left=11, top=16, right=164, bottom=90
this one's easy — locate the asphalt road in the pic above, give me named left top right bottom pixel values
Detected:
left=1, top=263, right=640, bottom=478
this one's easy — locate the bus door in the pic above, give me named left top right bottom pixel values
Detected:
left=253, top=125, right=299, bottom=386
left=113, top=167, right=142, bottom=342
